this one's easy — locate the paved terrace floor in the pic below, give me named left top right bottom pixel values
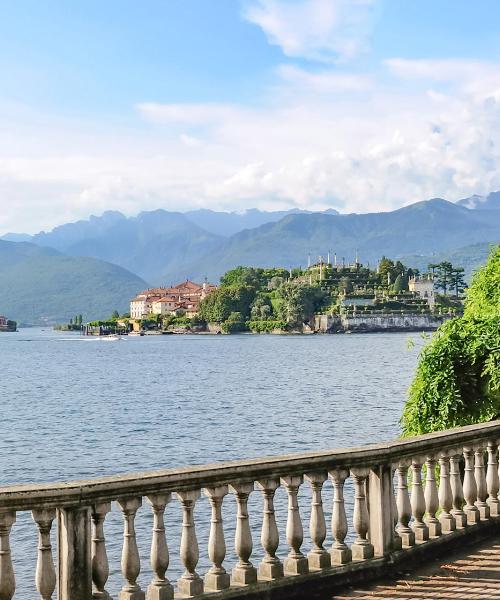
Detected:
left=330, top=535, right=500, bottom=600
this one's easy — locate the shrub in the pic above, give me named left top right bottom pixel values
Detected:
left=402, top=245, right=500, bottom=436
left=247, top=320, right=287, bottom=333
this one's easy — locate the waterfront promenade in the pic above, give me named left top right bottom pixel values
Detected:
left=0, top=421, right=499, bottom=599
left=334, top=534, right=500, bottom=599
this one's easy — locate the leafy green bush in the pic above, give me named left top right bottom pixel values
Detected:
left=221, top=312, right=247, bottom=333
left=402, top=245, right=500, bottom=436
left=247, top=320, right=286, bottom=333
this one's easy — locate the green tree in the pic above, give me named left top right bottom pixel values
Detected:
left=268, top=276, right=285, bottom=290
left=276, top=282, right=326, bottom=326
left=402, top=245, right=500, bottom=436
left=450, top=267, right=466, bottom=297
left=219, top=266, right=263, bottom=289
left=250, top=296, right=272, bottom=320
left=222, top=311, right=246, bottom=333
left=428, top=263, right=439, bottom=278
left=199, top=284, right=255, bottom=323
left=338, top=276, right=353, bottom=294
left=393, top=274, right=405, bottom=294
left=434, top=261, right=453, bottom=295
left=378, top=257, right=395, bottom=284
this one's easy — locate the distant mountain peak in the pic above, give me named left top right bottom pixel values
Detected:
left=457, top=191, right=500, bottom=210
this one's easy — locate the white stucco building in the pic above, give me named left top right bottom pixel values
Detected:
left=409, top=276, right=435, bottom=309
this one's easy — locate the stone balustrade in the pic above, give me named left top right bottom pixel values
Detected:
left=1, top=421, right=500, bottom=599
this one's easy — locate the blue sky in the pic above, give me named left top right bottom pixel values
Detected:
left=1, top=0, right=500, bottom=233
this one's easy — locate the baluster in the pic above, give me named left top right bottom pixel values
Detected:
left=395, top=462, right=415, bottom=546
left=450, top=453, right=467, bottom=528
left=229, top=483, right=257, bottom=585
left=91, top=502, right=111, bottom=600
left=32, top=508, right=56, bottom=600
left=350, top=468, right=374, bottom=559
left=329, top=469, right=351, bottom=564
left=117, top=497, right=145, bottom=600
left=391, top=467, right=402, bottom=550
left=424, top=457, right=441, bottom=537
left=281, top=476, right=309, bottom=575
left=146, top=494, right=174, bottom=600
left=305, top=473, right=330, bottom=570
left=203, top=486, right=230, bottom=592
left=475, top=446, right=490, bottom=520
left=463, top=447, right=480, bottom=524
left=438, top=455, right=455, bottom=533
left=487, top=441, right=500, bottom=516
left=256, top=479, right=283, bottom=580
left=177, top=490, right=203, bottom=597
left=410, top=460, right=429, bottom=542
left=0, top=510, right=16, bottom=600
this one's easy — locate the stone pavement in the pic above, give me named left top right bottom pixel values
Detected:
left=331, top=535, right=500, bottom=599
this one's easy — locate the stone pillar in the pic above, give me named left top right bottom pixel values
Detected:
left=256, top=479, right=283, bottom=581
left=368, top=464, right=398, bottom=556
left=146, top=494, right=174, bottom=600
left=424, top=457, right=441, bottom=537
left=203, top=486, right=230, bottom=592
left=32, top=508, right=56, bottom=600
left=281, top=476, right=309, bottom=575
left=58, top=506, right=92, bottom=600
left=487, top=441, right=500, bottom=516
left=0, top=510, right=16, bottom=600
left=229, top=483, right=257, bottom=585
left=474, top=447, right=490, bottom=520
left=117, top=497, right=145, bottom=600
left=450, top=454, right=467, bottom=528
left=438, top=455, right=456, bottom=533
left=305, top=472, right=330, bottom=570
left=395, top=462, right=415, bottom=546
left=91, top=502, right=111, bottom=600
left=350, top=468, right=374, bottom=559
left=463, top=447, right=480, bottom=525
left=410, top=460, right=429, bottom=542
left=177, top=490, right=203, bottom=597
left=329, top=469, right=351, bottom=564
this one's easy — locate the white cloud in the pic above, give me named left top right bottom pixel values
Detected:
left=386, top=58, right=500, bottom=102
left=137, top=102, right=238, bottom=125
left=3, top=57, right=500, bottom=234
left=243, top=0, right=378, bottom=62
left=179, top=134, right=203, bottom=147
left=277, top=64, right=373, bottom=93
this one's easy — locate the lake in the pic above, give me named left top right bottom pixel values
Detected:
left=0, top=327, right=424, bottom=595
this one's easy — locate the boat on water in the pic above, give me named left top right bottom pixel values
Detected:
left=0, top=315, right=16, bottom=332
left=101, top=334, right=123, bottom=341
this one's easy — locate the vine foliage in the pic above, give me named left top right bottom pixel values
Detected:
left=402, top=245, right=500, bottom=436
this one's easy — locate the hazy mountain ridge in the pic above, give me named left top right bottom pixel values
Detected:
left=184, top=207, right=340, bottom=236
left=457, top=191, right=500, bottom=210
left=0, top=240, right=147, bottom=324
left=31, top=210, right=223, bottom=283
left=1, top=196, right=499, bottom=322
left=398, top=242, right=495, bottom=281
left=180, top=199, right=500, bottom=281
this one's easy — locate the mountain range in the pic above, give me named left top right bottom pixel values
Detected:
left=0, top=240, right=146, bottom=324
left=1, top=196, right=499, bottom=324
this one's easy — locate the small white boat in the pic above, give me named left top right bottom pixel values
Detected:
left=101, top=334, right=122, bottom=341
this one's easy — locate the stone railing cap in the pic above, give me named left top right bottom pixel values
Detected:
left=1, top=420, right=499, bottom=511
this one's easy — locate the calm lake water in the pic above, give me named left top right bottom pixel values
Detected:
left=0, top=327, right=424, bottom=596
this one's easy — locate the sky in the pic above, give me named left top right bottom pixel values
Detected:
left=1, top=0, right=500, bottom=234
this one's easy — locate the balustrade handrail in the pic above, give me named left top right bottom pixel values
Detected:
left=1, top=420, right=499, bottom=511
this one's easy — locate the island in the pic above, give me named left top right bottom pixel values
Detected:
left=80, top=256, right=465, bottom=335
